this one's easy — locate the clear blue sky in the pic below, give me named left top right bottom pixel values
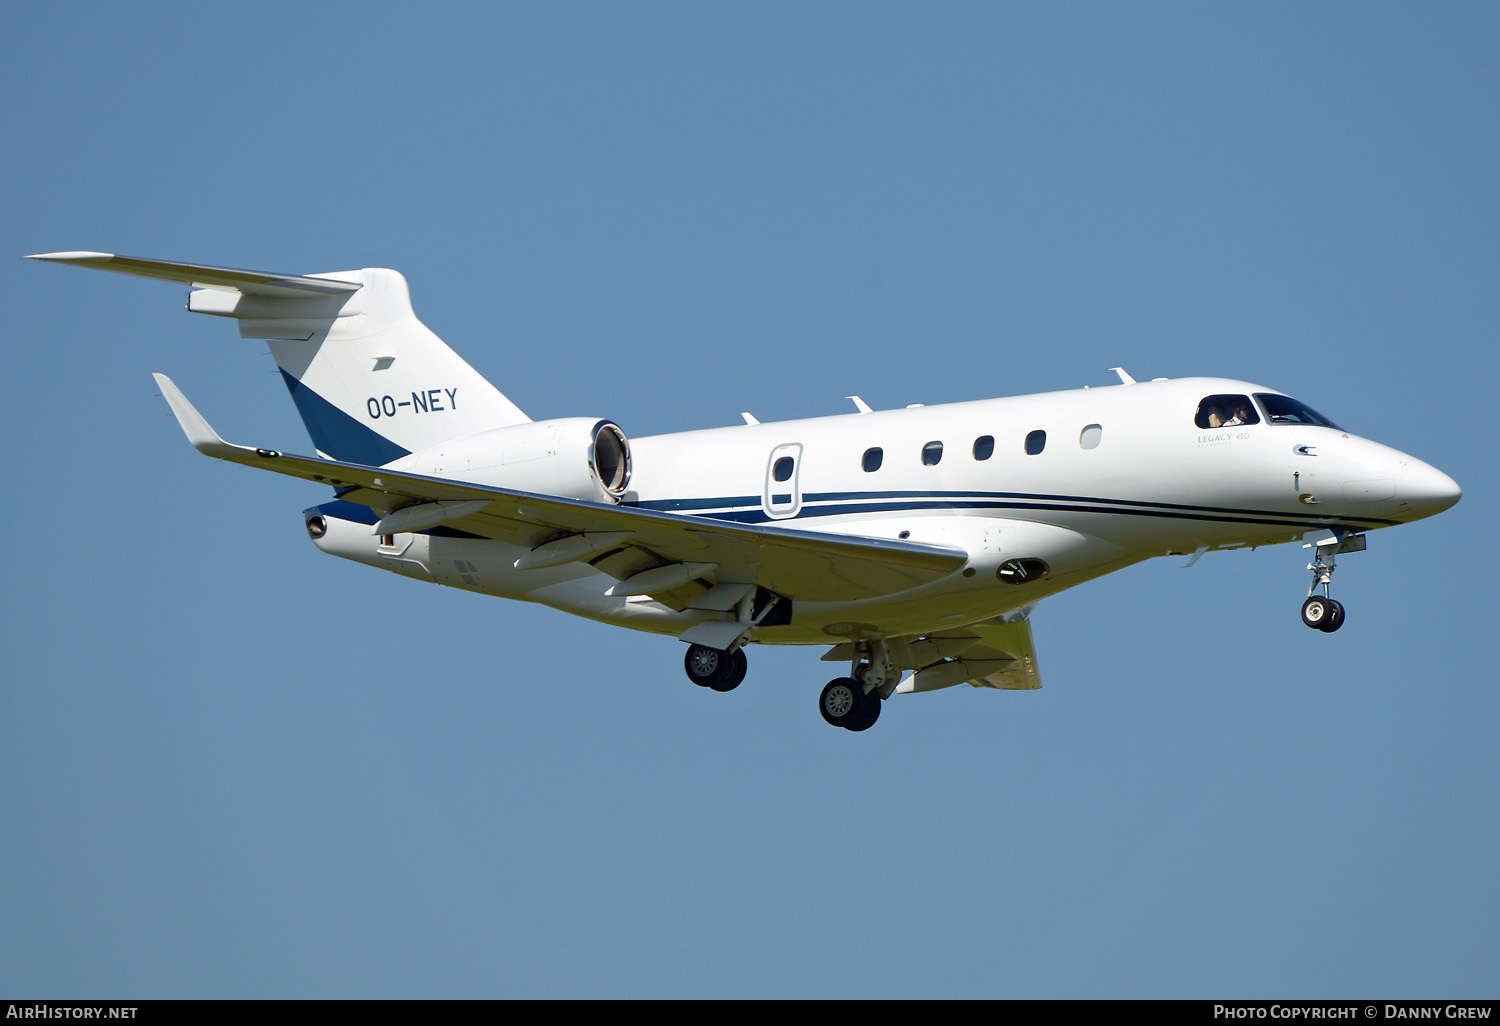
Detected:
left=3, top=2, right=1495, bottom=998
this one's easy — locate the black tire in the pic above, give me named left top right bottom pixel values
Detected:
left=1301, top=596, right=1331, bottom=629
left=684, top=644, right=724, bottom=687
left=819, top=677, right=867, bottom=727
left=1317, top=599, right=1345, bottom=633
left=708, top=649, right=748, bottom=692
left=844, top=695, right=881, bottom=732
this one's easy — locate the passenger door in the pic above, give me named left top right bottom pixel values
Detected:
left=763, top=443, right=803, bottom=519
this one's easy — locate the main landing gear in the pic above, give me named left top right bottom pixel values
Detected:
left=819, top=677, right=881, bottom=732
left=681, top=638, right=893, bottom=732
left=1299, top=532, right=1365, bottom=633
left=684, top=644, right=747, bottom=692
left=819, top=641, right=894, bottom=732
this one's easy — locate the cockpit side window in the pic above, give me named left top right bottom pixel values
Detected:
left=1253, top=393, right=1342, bottom=430
left=1194, top=394, right=1260, bottom=429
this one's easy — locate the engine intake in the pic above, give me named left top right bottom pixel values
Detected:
left=390, top=417, right=632, bottom=503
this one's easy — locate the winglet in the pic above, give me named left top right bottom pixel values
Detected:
left=152, top=373, right=254, bottom=459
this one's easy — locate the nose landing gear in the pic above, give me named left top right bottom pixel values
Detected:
left=1299, top=532, right=1364, bottom=633
left=1301, top=594, right=1345, bottom=632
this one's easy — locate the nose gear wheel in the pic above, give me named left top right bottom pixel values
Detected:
left=1301, top=596, right=1345, bottom=632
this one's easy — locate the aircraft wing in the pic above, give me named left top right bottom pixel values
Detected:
left=153, top=374, right=967, bottom=604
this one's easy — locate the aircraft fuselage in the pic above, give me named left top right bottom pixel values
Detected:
left=309, top=376, right=1457, bottom=645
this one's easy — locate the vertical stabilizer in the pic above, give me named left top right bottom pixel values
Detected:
left=194, top=267, right=531, bottom=464
left=27, top=253, right=530, bottom=465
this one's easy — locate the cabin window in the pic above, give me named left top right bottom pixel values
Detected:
left=1195, top=394, right=1260, bottom=429
left=922, top=441, right=943, bottom=466
left=862, top=447, right=883, bottom=472
left=1024, top=430, right=1046, bottom=455
left=973, top=435, right=994, bottom=460
left=772, top=456, right=795, bottom=482
left=1253, top=393, right=1342, bottom=430
left=1079, top=424, right=1102, bottom=450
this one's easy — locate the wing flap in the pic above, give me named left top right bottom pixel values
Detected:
left=893, top=618, right=1042, bottom=693
left=154, top=375, right=968, bottom=602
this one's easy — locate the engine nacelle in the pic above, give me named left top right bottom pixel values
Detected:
left=387, top=417, right=632, bottom=503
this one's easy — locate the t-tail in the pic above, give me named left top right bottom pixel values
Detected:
left=26, top=252, right=530, bottom=465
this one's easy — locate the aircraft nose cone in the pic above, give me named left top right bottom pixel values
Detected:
left=1398, top=459, right=1461, bottom=520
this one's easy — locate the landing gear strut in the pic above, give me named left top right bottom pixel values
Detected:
left=684, top=644, right=747, bottom=691
left=1300, top=533, right=1364, bottom=633
left=681, top=590, right=782, bottom=693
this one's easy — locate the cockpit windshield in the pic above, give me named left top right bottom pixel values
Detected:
left=1194, top=394, right=1260, bottom=429
left=1253, top=393, right=1342, bottom=430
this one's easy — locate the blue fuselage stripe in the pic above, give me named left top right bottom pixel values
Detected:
left=308, top=491, right=1393, bottom=538
left=632, top=491, right=1398, bottom=530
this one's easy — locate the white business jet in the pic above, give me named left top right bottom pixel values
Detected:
left=30, top=252, right=1461, bottom=732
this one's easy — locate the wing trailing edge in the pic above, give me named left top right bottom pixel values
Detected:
left=891, top=618, right=1042, bottom=692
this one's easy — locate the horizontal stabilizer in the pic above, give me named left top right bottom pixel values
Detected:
left=27, top=252, right=360, bottom=297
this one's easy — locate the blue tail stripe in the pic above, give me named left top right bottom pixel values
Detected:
left=280, top=369, right=410, bottom=466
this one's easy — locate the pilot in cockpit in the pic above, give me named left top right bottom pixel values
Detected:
left=1222, top=401, right=1254, bottom=426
